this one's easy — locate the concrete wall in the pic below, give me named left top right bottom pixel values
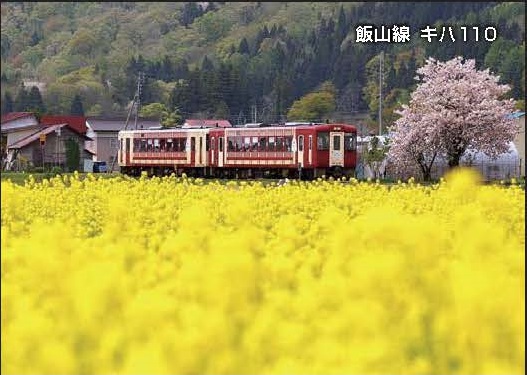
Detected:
left=92, top=131, right=119, bottom=171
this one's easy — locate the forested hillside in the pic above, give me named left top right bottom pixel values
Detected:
left=1, top=2, right=524, bottom=131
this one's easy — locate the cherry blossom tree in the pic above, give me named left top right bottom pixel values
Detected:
left=388, top=56, right=518, bottom=181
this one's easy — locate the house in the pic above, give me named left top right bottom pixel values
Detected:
left=86, top=117, right=161, bottom=171
left=5, top=123, right=93, bottom=172
left=509, top=111, right=525, bottom=177
left=182, top=119, right=232, bottom=128
left=1, top=112, right=40, bottom=156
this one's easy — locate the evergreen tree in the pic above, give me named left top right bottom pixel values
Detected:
left=70, top=94, right=85, bottom=116
left=239, top=38, right=250, bottom=55
left=1, top=92, right=14, bottom=115
left=14, top=85, right=28, bottom=112
left=161, top=55, right=174, bottom=81
left=29, top=31, right=40, bottom=46
left=201, top=56, right=214, bottom=72
left=335, top=5, right=347, bottom=42
left=385, top=60, right=397, bottom=92
left=65, top=138, right=80, bottom=172
left=180, top=2, right=202, bottom=27
left=27, top=86, right=46, bottom=114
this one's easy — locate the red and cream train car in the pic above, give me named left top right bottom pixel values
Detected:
left=118, top=123, right=357, bottom=179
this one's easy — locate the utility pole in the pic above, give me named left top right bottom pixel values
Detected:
left=134, top=72, right=144, bottom=130
left=379, top=50, right=384, bottom=136
left=108, top=74, right=141, bottom=173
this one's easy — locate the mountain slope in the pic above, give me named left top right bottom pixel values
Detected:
left=1, top=2, right=524, bottom=128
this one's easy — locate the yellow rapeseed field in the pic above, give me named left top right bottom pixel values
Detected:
left=1, top=168, right=524, bottom=374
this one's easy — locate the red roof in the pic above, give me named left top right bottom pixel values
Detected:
left=184, top=119, right=232, bottom=128
left=1, top=112, right=35, bottom=124
left=40, top=115, right=87, bottom=134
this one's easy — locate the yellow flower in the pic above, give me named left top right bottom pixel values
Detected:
left=1, top=169, right=524, bottom=374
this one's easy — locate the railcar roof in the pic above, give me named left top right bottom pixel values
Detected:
left=119, top=123, right=357, bottom=135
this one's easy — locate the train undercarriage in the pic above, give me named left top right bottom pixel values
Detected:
left=120, top=166, right=355, bottom=180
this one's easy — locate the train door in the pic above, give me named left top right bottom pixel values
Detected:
left=308, top=135, right=313, bottom=165
left=329, top=131, right=344, bottom=166
left=211, top=137, right=215, bottom=165
left=119, top=138, right=123, bottom=165
left=297, top=135, right=304, bottom=167
left=218, top=136, right=224, bottom=167
left=197, top=136, right=202, bottom=165
left=187, top=137, right=195, bottom=165
left=125, top=138, right=130, bottom=165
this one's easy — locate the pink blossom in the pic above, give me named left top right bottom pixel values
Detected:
left=388, top=56, right=518, bottom=180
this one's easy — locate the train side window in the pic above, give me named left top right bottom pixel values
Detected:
left=268, top=137, right=275, bottom=151
left=191, top=137, right=195, bottom=151
left=284, top=136, right=292, bottom=152
left=160, top=139, right=166, bottom=151
left=276, top=137, right=283, bottom=152
left=309, top=135, right=312, bottom=150
left=344, top=133, right=357, bottom=151
left=235, top=137, right=242, bottom=152
left=252, top=137, right=258, bottom=151
left=243, top=137, right=250, bottom=152
left=317, top=132, right=329, bottom=150
left=259, top=137, right=266, bottom=151
left=227, top=138, right=234, bottom=152
left=134, top=139, right=141, bottom=152
left=298, top=135, right=304, bottom=152
left=220, top=137, right=224, bottom=152
left=211, top=137, right=215, bottom=150
left=206, top=135, right=210, bottom=151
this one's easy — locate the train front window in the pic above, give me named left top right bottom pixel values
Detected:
left=344, top=133, right=357, bottom=151
left=317, top=132, right=329, bottom=150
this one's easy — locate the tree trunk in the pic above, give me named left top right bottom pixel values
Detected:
left=448, top=152, right=462, bottom=169
left=422, top=168, right=431, bottom=182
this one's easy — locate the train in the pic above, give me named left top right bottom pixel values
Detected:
left=117, top=122, right=358, bottom=179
